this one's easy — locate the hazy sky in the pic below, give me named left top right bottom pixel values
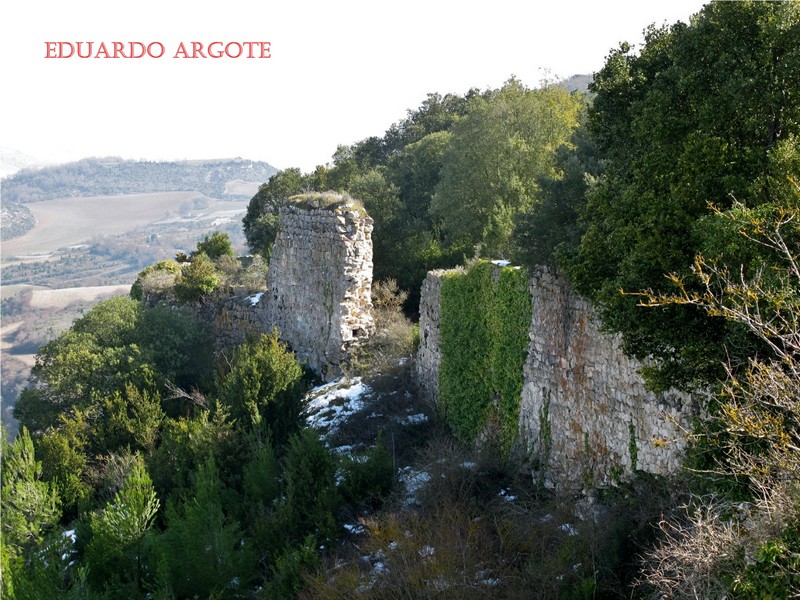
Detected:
left=2, top=0, right=708, bottom=172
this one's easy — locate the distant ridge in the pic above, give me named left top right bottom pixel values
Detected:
left=558, top=74, right=592, bottom=94
left=1, top=156, right=278, bottom=203
left=0, top=148, right=44, bottom=179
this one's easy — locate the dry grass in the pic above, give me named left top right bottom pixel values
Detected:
left=289, top=192, right=366, bottom=215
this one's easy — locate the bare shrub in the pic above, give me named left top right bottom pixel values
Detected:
left=345, top=279, right=415, bottom=376
left=639, top=483, right=800, bottom=598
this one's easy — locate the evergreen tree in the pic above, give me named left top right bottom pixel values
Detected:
left=158, top=457, right=255, bottom=599
left=84, top=454, right=160, bottom=595
left=562, top=0, right=800, bottom=389
left=216, top=331, right=306, bottom=446
left=1, top=427, right=60, bottom=560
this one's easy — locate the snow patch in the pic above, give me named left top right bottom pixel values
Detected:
left=559, top=523, right=578, bottom=536
left=247, top=292, right=264, bottom=306
left=396, top=413, right=429, bottom=425
left=398, top=466, right=431, bottom=504
left=344, top=523, right=366, bottom=535
left=305, top=377, right=370, bottom=437
left=498, top=488, right=518, bottom=502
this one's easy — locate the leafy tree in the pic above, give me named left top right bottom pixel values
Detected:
left=216, top=331, right=306, bottom=445
left=134, top=304, right=213, bottom=392
left=387, top=130, right=452, bottom=225
left=513, top=110, right=601, bottom=268
left=70, top=294, right=140, bottom=346
left=561, top=0, right=800, bottom=390
left=193, top=231, right=236, bottom=260
left=243, top=168, right=309, bottom=258
left=379, top=131, right=461, bottom=306
left=84, top=454, right=160, bottom=595
left=431, top=79, right=583, bottom=257
left=382, top=91, right=476, bottom=155
left=14, top=297, right=156, bottom=434
left=15, top=296, right=210, bottom=437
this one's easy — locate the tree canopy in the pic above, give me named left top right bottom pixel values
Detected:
left=431, top=79, right=583, bottom=257
left=555, top=0, right=800, bottom=389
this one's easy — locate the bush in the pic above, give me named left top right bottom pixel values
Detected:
left=345, top=279, right=416, bottom=376
left=193, top=231, right=236, bottom=260
left=173, top=252, right=219, bottom=301
left=130, top=260, right=181, bottom=302
left=339, top=432, right=395, bottom=509
left=216, top=331, right=306, bottom=444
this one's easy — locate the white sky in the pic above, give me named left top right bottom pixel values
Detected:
left=1, top=0, right=708, bottom=173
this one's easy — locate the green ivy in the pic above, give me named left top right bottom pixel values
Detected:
left=439, top=265, right=493, bottom=443
left=439, top=262, right=530, bottom=455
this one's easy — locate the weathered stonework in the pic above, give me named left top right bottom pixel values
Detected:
left=172, top=196, right=374, bottom=380
left=210, top=293, right=270, bottom=351
left=518, top=267, right=694, bottom=489
left=416, top=265, right=696, bottom=489
left=415, top=269, right=452, bottom=405
left=264, top=202, right=374, bottom=379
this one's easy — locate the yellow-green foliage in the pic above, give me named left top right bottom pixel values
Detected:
left=439, top=262, right=530, bottom=454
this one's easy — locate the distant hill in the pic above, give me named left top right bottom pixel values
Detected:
left=558, top=74, right=593, bottom=94
left=1, top=156, right=278, bottom=203
left=0, top=148, right=45, bottom=179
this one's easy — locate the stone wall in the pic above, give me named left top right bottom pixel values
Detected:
left=264, top=202, right=374, bottom=379
left=211, top=292, right=270, bottom=352
left=415, top=269, right=452, bottom=405
left=179, top=197, right=374, bottom=380
left=518, top=267, right=694, bottom=488
left=415, top=265, right=696, bottom=489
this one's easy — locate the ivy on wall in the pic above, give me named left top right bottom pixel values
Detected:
left=439, top=262, right=531, bottom=454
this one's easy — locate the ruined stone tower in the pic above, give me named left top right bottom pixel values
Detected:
left=265, top=195, right=374, bottom=379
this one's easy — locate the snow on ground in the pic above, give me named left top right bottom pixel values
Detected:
left=343, top=522, right=366, bottom=535
left=305, top=377, right=371, bottom=438
left=398, top=466, right=432, bottom=505
left=247, top=292, right=264, bottom=306
left=395, top=413, right=429, bottom=425
left=498, top=488, right=518, bottom=502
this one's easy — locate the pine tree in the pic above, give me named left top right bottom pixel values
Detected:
left=158, top=457, right=255, bottom=599
left=84, top=454, right=160, bottom=595
left=1, top=427, right=61, bottom=598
